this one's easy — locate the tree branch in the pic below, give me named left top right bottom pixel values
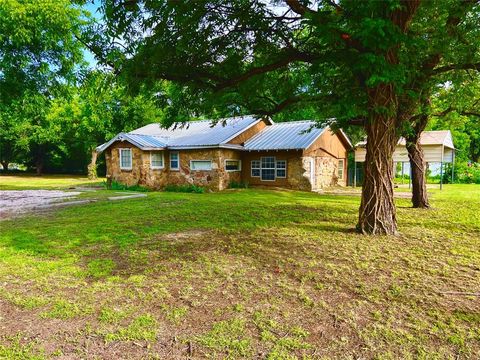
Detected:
left=432, top=62, right=480, bottom=75
left=214, top=49, right=317, bottom=91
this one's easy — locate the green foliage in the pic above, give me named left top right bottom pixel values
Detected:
left=105, top=180, right=150, bottom=192
left=444, top=162, right=480, bottom=184
left=163, top=184, right=205, bottom=193
left=228, top=181, right=249, bottom=189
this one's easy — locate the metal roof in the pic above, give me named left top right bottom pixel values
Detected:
left=356, top=130, right=455, bottom=149
left=130, top=115, right=261, bottom=147
left=243, top=121, right=327, bottom=151
left=96, top=133, right=167, bottom=153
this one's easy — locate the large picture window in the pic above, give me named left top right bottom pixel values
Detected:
left=190, top=160, right=212, bottom=171
left=338, top=159, right=344, bottom=180
left=251, top=160, right=260, bottom=177
left=151, top=152, right=164, bottom=169
left=276, top=160, right=287, bottom=178
left=261, top=157, right=276, bottom=181
left=119, top=148, right=132, bottom=170
left=170, top=151, right=179, bottom=170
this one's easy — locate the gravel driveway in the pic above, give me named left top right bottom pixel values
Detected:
left=0, top=190, right=81, bottom=219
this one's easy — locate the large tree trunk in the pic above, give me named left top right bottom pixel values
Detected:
left=88, top=149, right=98, bottom=180
left=358, top=85, right=399, bottom=235
left=1, top=161, right=8, bottom=172
left=405, top=114, right=429, bottom=208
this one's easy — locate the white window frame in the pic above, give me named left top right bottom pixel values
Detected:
left=251, top=160, right=260, bottom=177
left=225, top=159, right=241, bottom=172
left=119, top=148, right=132, bottom=170
left=150, top=151, right=164, bottom=169
left=338, top=159, right=345, bottom=180
left=276, top=160, right=287, bottom=178
left=170, top=151, right=180, bottom=171
left=190, top=160, right=213, bottom=171
left=261, top=156, right=276, bottom=182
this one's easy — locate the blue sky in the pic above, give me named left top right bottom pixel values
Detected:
left=82, top=1, right=102, bottom=67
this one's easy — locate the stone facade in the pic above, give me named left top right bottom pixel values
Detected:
left=104, top=125, right=349, bottom=192
left=106, top=142, right=241, bottom=191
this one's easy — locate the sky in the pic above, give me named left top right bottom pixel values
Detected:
left=82, top=1, right=102, bottom=68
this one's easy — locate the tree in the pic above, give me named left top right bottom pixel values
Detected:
left=0, top=0, right=87, bottom=173
left=95, top=0, right=480, bottom=234
left=47, top=72, right=165, bottom=178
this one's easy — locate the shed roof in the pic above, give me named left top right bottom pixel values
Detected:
left=356, top=130, right=454, bottom=149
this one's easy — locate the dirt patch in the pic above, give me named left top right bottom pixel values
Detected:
left=0, top=190, right=81, bottom=220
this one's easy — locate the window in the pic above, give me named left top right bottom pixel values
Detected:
left=276, top=160, right=287, bottom=178
left=151, top=152, right=164, bottom=169
left=170, top=151, right=179, bottom=170
left=119, top=148, right=132, bottom=170
left=190, top=160, right=212, bottom=171
left=338, top=159, right=344, bottom=180
left=225, top=159, right=241, bottom=171
left=261, top=156, right=275, bottom=181
left=251, top=160, right=260, bottom=177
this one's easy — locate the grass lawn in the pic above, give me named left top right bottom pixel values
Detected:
left=0, top=174, right=104, bottom=190
left=0, top=176, right=479, bottom=359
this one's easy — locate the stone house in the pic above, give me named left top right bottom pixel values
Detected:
left=96, top=116, right=352, bottom=191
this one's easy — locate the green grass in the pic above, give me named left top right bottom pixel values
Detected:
left=0, top=174, right=104, bottom=190
left=0, top=177, right=479, bottom=358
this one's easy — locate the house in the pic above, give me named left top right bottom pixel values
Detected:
left=96, top=116, right=352, bottom=191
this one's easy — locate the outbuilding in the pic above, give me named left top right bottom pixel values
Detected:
left=354, top=130, right=455, bottom=188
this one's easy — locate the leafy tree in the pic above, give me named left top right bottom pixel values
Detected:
left=94, top=0, right=479, bottom=234
left=46, top=72, right=164, bottom=177
left=0, top=0, right=88, bottom=173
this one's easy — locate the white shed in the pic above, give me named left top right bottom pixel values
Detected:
left=354, top=130, right=455, bottom=188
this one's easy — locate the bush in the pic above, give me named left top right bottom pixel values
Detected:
left=104, top=180, right=150, bottom=192
left=450, top=162, right=480, bottom=184
left=163, top=184, right=205, bottom=193
left=228, top=181, right=249, bottom=189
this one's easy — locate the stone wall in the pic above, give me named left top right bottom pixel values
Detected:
left=166, top=148, right=241, bottom=190
left=105, top=142, right=241, bottom=190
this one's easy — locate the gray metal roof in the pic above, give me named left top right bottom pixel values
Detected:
left=96, top=133, right=167, bottom=153
left=130, top=115, right=261, bottom=147
left=243, top=121, right=327, bottom=151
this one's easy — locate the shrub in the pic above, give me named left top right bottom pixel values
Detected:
left=228, top=181, right=249, bottom=189
left=103, top=180, right=150, bottom=192
left=163, top=184, right=205, bottom=193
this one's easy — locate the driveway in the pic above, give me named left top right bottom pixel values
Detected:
left=0, top=190, right=81, bottom=220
